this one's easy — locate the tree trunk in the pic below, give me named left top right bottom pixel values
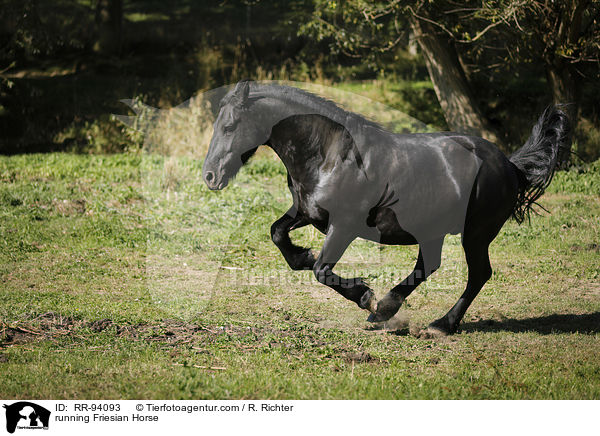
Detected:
left=547, top=63, right=579, bottom=127
left=94, top=0, right=122, bottom=55
left=410, top=18, right=503, bottom=147
left=544, top=0, right=586, bottom=130
left=542, top=0, right=589, bottom=152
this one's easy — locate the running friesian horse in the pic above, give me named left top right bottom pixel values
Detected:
left=202, top=80, right=571, bottom=337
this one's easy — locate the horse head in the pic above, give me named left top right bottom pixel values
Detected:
left=203, top=80, right=270, bottom=190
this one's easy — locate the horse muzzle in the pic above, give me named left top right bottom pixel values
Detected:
left=203, top=170, right=228, bottom=190
left=203, top=164, right=230, bottom=190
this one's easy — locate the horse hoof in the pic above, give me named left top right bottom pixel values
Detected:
left=367, top=312, right=386, bottom=323
left=366, top=294, right=404, bottom=323
left=359, top=289, right=377, bottom=314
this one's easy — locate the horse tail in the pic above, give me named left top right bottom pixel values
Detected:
left=509, top=105, right=572, bottom=223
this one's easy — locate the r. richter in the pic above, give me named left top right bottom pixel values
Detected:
left=261, top=403, right=294, bottom=412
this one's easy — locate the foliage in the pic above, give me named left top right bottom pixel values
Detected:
left=300, top=0, right=600, bottom=154
left=299, top=0, right=408, bottom=69
left=300, top=0, right=599, bottom=80
left=549, top=158, right=600, bottom=195
left=0, top=0, right=599, bottom=159
left=0, top=0, right=96, bottom=62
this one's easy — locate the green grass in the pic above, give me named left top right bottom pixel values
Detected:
left=1, top=152, right=599, bottom=399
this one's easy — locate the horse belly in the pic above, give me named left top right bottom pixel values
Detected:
left=366, top=207, right=418, bottom=245
left=386, top=145, right=481, bottom=239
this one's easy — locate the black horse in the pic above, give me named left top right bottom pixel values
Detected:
left=203, top=80, right=570, bottom=337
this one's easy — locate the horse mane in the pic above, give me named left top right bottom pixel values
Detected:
left=247, top=82, right=386, bottom=132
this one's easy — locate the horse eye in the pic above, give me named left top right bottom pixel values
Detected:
left=223, top=124, right=236, bottom=133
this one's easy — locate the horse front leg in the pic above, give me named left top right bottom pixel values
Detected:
left=271, top=208, right=316, bottom=270
left=368, top=238, right=444, bottom=323
left=313, top=225, right=377, bottom=313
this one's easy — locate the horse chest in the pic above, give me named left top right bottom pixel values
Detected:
left=287, top=176, right=329, bottom=230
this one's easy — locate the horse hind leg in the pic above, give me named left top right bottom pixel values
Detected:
left=368, top=238, right=443, bottom=323
left=419, top=233, right=493, bottom=338
left=418, top=151, right=520, bottom=338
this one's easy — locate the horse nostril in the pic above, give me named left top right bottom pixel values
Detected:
left=205, top=171, right=215, bottom=184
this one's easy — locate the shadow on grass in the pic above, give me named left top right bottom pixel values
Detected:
left=459, top=312, right=600, bottom=335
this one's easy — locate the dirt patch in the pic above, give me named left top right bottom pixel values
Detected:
left=0, top=313, right=370, bottom=361
left=90, top=319, right=112, bottom=332
left=35, top=312, right=75, bottom=330
left=52, top=199, right=86, bottom=216
left=343, top=351, right=373, bottom=364
left=1, top=312, right=75, bottom=346
left=1, top=313, right=277, bottom=348
left=0, top=327, right=42, bottom=344
left=570, top=243, right=600, bottom=253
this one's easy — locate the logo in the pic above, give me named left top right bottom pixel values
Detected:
left=3, top=402, right=50, bottom=434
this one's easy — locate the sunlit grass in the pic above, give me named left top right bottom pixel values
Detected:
left=0, top=153, right=598, bottom=399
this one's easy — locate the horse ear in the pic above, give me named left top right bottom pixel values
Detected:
left=234, top=80, right=251, bottom=105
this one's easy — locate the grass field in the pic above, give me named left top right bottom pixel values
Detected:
left=0, top=152, right=599, bottom=399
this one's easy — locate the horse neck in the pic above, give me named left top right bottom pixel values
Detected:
left=253, top=89, right=348, bottom=180
left=267, top=119, right=338, bottom=190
